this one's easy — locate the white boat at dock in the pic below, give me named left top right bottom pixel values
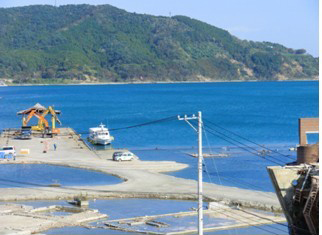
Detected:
left=88, top=123, right=114, bottom=145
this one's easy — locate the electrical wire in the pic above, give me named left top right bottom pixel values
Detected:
left=202, top=122, right=237, bottom=235
left=187, top=120, right=310, bottom=235
left=203, top=121, right=287, bottom=165
left=202, top=122, right=223, bottom=185
left=204, top=118, right=295, bottom=160
left=186, top=120, right=279, bottom=198
left=239, top=208, right=312, bottom=234
left=0, top=176, right=293, bottom=235
left=1, top=115, right=178, bottom=137
left=202, top=123, right=286, bottom=166
left=185, top=121, right=287, bottom=235
left=109, top=116, right=177, bottom=131
left=212, top=174, right=273, bottom=193
left=209, top=207, right=288, bottom=234
left=2, top=115, right=307, bottom=234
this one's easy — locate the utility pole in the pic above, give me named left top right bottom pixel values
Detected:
left=178, top=111, right=203, bottom=235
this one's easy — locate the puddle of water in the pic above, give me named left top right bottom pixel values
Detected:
left=15, top=199, right=288, bottom=235
left=46, top=224, right=288, bottom=235
left=41, top=211, right=72, bottom=216
left=107, top=214, right=235, bottom=234
left=0, top=164, right=122, bottom=188
left=90, top=198, right=202, bottom=219
left=46, top=226, right=133, bottom=234
left=14, top=198, right=202, bottom=219
left=208, top=223, right=289, bottom=234
left=17, top=199, right=202, bottom=234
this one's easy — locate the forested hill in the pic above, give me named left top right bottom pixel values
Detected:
left=0, top=4, right=318, bottom=84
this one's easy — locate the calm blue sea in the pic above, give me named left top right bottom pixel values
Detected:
left=0, top=81, right=319, bottom=192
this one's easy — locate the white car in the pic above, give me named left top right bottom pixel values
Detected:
left=0, top=146, right=16, bottom=158
left=113, top=151, right=135, bottom=161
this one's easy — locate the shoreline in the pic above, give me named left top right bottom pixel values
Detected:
left=0, top=160, right=281, bottom=212
left=0, top=78, right=318, bottom=87
left=0, top=128, right=281, bottom=212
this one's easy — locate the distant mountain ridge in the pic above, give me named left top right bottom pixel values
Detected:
left=0, top=4, right=318, bottom=84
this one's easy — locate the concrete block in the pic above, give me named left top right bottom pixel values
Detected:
left=20, top=149, right=30, bottom=155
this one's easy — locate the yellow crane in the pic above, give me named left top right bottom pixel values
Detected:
left=22, top=109, right=50, bottom=131
left=19, top=104, right=62, bottom=134
left=40, top=106, right=62, bottom=134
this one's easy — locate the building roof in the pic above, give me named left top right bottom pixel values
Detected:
left=17, top=103, right=47, bottom=115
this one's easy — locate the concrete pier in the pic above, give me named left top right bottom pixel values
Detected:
left=0, top=201, right=286, bottom=235
left=0, top=203, right=107, bottom=234
left=0, top=128, right=281, bottom=211
left=104, top=203, right=286, bottom=234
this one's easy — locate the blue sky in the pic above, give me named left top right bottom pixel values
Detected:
left=0, top=0, right=318, bottom=57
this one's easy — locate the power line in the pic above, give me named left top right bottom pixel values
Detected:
left=0, top=175, right=289, bottom=235
left=0, top=177, right=290, bottom=235
left=202, top=121, right=287, bottom=164
left=202, top=122, right=223, bottom=186
left=199, top=158, right=287, bottom=234
left=2, top=115, right=178, bottom=137
left=203, top=119, right=295, bottom=160
left=189, top=121, right=281, bottom=195
left=109, top=116, right=177, bottom=131
left=188, top=121, right=287, bottom=235
left=213, top=174, right=272, bottom=194
left=201, top=163, right=286, bottom=232
left=206, top=121, right=280, bottom=161
left=195, top=121, right=311, bottom=235
left=239, top=208, right=312, bottom=234
left=202, top=123, right=286, bottom=166
left=210, top=207, right=288, bottom=235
